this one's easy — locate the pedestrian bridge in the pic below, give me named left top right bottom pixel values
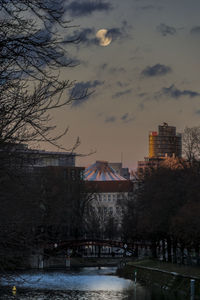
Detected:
left=46, top=239, right=150, bottom=254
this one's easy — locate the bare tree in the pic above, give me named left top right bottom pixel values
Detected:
left=182, top=126, right=200, bottom=164
left=0, top=1, right=90, bottom=270
left=0, top=0, right=86, bottom=148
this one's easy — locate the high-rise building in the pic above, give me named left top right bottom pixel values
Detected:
left=149, top=122, right=182, bottom=158
left=137, top=123, right=182, bottom=177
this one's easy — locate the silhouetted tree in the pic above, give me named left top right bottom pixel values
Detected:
left=130, top=167, right=188, bottom=261
left=0, top=0, right=86, bottom=147
left=0, top=0, right=88, bottom=270
left=183, top=126, right=200, bottom=165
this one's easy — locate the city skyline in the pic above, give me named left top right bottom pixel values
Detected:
left=41, top=0, right=200, bottom=169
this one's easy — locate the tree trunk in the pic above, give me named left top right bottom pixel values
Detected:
left=151, top=240, right=157, bottom=259
left=180, top=244, right=185, bottom=264
left=162, top=239, right=166, bottom=262
left=195, top=245, right=199, bottom=265
left=172, top=239, right=177, bottom=264
left=167, top=236, right=172, bottom=262
left=134, top=244, right=138, bottom=257
left=98, top=245, right=101, bottom=258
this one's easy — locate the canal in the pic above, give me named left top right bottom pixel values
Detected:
left=0, top=267, right=188, bottom=299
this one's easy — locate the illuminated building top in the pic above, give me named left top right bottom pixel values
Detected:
left=84, top=161, right=127, bottom=181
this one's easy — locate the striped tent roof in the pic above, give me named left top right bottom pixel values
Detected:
left=84, top=161, right=127, bottom=181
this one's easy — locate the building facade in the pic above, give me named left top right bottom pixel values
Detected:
left=149, top=122, right=182, bottom=158
left=138, top=123, right=182, bottom=177
left=0, top=143, right=75, bottom=169
left=84, top=161, right=134, bottom=223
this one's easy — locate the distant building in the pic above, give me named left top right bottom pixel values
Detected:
left=137, top=123, right=182, bottom=177
left=0, top=143, right=75, bottom=169
left=109, top=162, right=130, bottom=180
left=84, top=161, right=134, bottom=223
left=149, top=122, right=182, bottom=158
left=137, top=157, right=163, bottom=178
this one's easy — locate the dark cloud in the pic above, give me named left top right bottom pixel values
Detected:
left=136, top=5, right=155, bottom=10
left=121, top=113, right=135, bottom=123
left=190, top=26, right=200, bottom=35
left=159, top=85, right=200, bottom=99
left=105, top=116, right=116, bottom=123
left=138, top=103, right=145, bottom=111
left=116, top=81, right=129, bottom=88
left=99, top=63, right=108, bottom=70
left=135, top=3, right=162, bottom=11
left=157, top=23, right=176, bottom=36
left=71, top=80, right=104, bottom=107
left=112, top=89, right=132, bottom=99
left=70, top=20, right=131, bottom=48
left=69, top=27, right=97, bottom=47
left=99, top=63, right=125, bottom=74
left=138, top=92, right=147, bottom=98
left=109, top=66, right=126, bottom=73
left=195, top=109, right=200, bottom=115
left=107, top=21, right=132, bottom=42
left=66, top=0, right=112, bottom=17
left=141, top=64, right=172, bottom=77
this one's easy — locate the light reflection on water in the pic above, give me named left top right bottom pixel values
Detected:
left=1, top=267, right=133, bottom=291
left=0, top=267, right=187, bottom=299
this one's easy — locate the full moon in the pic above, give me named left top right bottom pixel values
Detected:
left=96, top=29, right=112, bottom=47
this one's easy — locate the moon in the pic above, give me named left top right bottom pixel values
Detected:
left=96, top=29, right=112, bottom=47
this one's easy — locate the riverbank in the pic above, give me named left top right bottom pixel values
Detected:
left=117, top=259, right=200, bottom=298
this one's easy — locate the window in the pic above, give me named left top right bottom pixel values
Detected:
left=116, top=206, right=121, bottom=213
left=109, top=207, right=113, bottom=215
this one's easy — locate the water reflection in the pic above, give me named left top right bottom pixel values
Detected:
left=0, top=267, right=189, bottom=299
left=1, top=267, right=133, bottom=291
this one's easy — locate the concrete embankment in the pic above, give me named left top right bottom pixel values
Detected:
left=117, top=260, right=200, bottom=298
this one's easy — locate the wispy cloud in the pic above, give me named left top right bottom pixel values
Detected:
left=190, top=26, right=200, bottom=35
left=66, top=0, right=112, bottom=17
left=116, top=81, right=130, bottom=88
left=141, top=64, right=172, bottom=77
left=107, top=21, right=132, bottom=42
left=121, top=113, right=135, bottom=123
left=112, top=89, right=132, bottom=99
left=158, top=84, right=200, bottom=99
left=157, top=23, right=176, bottom=36
left=99, top=63, right=125, bottom=74
left=195, top=109, right=200, bottom=115
left=105, top=116, right=117, bottom=123
left=70, top=20, right=131, bottom=48
left=68, top=27, right=97, bottom=47
left=71, top=80, right=104, bottom=107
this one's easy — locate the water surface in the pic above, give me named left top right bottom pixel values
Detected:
left=0, top=267, right=189, bottom=299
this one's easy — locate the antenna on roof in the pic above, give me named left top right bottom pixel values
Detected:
left=121, top=152, right=123, bottom=165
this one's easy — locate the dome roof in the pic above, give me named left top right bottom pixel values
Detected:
left=84, top=161, right=127, bottom=181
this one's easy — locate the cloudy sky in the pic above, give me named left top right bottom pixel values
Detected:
left=50, top=0, right=200, bottom=169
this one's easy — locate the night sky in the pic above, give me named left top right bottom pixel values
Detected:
left=49, top=0, right=200, bottom=170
